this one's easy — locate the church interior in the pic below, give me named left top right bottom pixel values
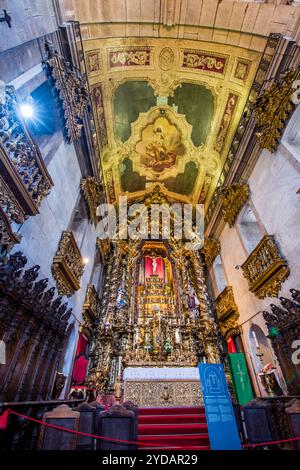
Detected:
left=0, top=0, right=300, bottom=454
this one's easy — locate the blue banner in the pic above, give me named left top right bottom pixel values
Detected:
left=198, top=363, right=242, bottom=450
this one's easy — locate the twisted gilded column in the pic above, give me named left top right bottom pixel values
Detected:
left=188, top=250, right=222, bottom=363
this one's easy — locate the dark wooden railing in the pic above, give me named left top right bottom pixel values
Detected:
left=0, top=399, right=83, bottom=450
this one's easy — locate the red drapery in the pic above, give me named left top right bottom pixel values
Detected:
left=72, top=334, right=89, bottom=385
left=145, top=256, right=164, bottom=280
left=227, top=337, right=237, bottom=354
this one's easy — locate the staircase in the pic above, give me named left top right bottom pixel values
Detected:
left=138, top=406, right=210, bottom=450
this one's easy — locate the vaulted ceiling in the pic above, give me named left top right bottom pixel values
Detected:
left=56, top=0, right=299, bottom=212
left=85, top=37, right=260, bottom=209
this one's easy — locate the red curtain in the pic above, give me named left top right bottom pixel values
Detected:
left=145, top=256, right=164, bottom=280
left=72, top=334, right=89, bottom=385
left=227, top=337, right=237, bottom=354
left=76, top=334, right=88, bottom=355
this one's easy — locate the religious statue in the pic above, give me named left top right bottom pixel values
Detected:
left=152, top=257, right=157, bottom=274
left=259, top=363, right=283, bottom=396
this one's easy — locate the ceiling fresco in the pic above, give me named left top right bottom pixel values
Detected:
left=84, top=38, right=261, bottom=209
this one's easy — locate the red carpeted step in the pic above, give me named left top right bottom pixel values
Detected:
left=138, top=434, right=210, bottom=447
left=139, top=406, right=205, bottom=415
left=137, top=406, right=210, bottom=450
left=139, top=423, right=208, bottom=435
left=139, top=413, right=207, bottom=425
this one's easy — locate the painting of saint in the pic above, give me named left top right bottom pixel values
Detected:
left=136, top=117, right=185, bottom=173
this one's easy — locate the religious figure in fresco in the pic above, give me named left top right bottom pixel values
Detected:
left=136, top=117, right=185, bottom=173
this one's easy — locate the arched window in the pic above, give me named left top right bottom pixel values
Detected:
left=282, top=105, right=300, bottom=162
left=212, top=255, right=227, bottom=295
left=90, top=250, right=104, bottom=295
left=249, top=324, right=274, bottom=372
left=237, top=203, right=263, bottom=254
left=69, top=195, right=89, bottom=249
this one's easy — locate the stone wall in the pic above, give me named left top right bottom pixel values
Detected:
left=216, top=125, right=300, bottom=395
left=58, top=0, right=300, bottom=49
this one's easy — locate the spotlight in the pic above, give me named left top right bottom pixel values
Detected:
left=83, top=257, right=89, bottom=265
left=20, top=103, right=34, bottom=119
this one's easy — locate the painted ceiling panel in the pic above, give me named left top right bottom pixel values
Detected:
left=114, top=81, right=156, bottom=142
left=84, top=37, right=261, bottom=207
left=169, top=83, right=214, bottom=147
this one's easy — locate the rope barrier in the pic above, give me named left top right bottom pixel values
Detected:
left=1, top=409, right=300, bottom=449
left=4, top=409, right=185, bottom=449
left=243, top=436, right=300, bottom=448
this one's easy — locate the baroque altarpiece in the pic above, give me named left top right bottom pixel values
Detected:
left=87, top=193, right=225, bottom=406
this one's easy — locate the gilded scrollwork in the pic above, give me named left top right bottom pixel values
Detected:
left=182, top=50, right=227, bottom=74
left=202, top=238, right=221, bottom=268
left=0, top=86, right=53, bottom=254
left=254, top=65, right=300, bottom=152
left=51, top=231, right=85, bottom=297
left=215, top=286, right=240, bottom=340
left=44, top=40, right=89, bottom=143
left=108, top=47, right=151, bottom=68
left=220, top=183, right=250, bottom=227
left=0, top=86, right=53, bottom=209
left=242, top=235, right=290, bottom=299
left=80, top=177, right=101, bottom=223
left=82, top=284, right=100, bottom=337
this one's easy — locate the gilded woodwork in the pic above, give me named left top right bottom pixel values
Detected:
left=0, top=176, right=24, bottom=253
left=96, top=237, right=112, bottom=264
left=0, top=86, right=52, bottom=212
left=220, top=183, right=250, bottom=227
left=44, top=40, right=89, bottom=143
left=52, top=231, right=84, bottom=297
left=242, top=235, right=289, bottom=299
left=80, top=177, right=101, bottom=223
left=263, top=289, right=300, bottom=394
left=0, top=85, right=53, bottom=254
left=254, top=65, right=300, bottom=152
left=215, top=286, right=240, bottom=340
left=82, top=284, right=100, bottom=337
left=202, top=237, right=221, bottom=268
left=205, top=34, right=281, bottom=228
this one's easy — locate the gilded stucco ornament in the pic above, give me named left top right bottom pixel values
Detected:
left=215, top=286, right=240, bottom=340
left=159, top=47, right=175, bottom=71
left=254, top=65, right=300, bottom=152
left=0, top=85, right=53, bottom=255
left=220, top=183, right=250, bottom=227
left=44, top=41, right=89, bottom=143
left=242, top=235, right=290, bottom=299
left=81, top=284, right=100, bottom=337
left=202, top=238, right=221, bottom=268
left=52, top=231, right=85, bottom=297
left=80, top=177, right=101, bottom=223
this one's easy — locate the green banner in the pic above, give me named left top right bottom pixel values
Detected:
left=228, top=353, right=254, bottom=405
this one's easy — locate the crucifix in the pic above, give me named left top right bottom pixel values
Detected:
left=152, top=257, right=157, bottom=274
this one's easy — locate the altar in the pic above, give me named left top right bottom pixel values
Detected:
left=123, top=367, right=203, bottom=407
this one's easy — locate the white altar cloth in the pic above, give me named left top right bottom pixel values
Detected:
left=123, top=367, right=200, bottom=381
left=123, top=367, right=202, bottom=407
